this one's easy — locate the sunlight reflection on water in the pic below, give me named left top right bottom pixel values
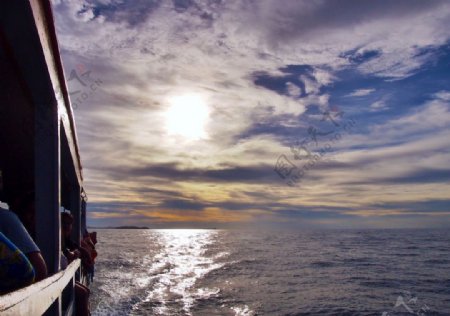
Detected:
left=135, top=229, right=225, bottom=315
left=92, top=229, right=450, bottom=316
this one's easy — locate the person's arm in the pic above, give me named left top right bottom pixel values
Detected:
left=81, top=238, right=95, bottom=253
left=64, top=248, right=81, bottom=263
left=1, top=210, right=48, bottom=281
left=79, top=246, right=93, bottom=267
left=26, top=252, right=47, bottom=281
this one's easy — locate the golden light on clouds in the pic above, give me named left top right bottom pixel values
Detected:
left=149, top=208, right=253, bottom=223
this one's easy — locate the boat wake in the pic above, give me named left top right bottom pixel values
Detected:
left=91, top=229, right=251, bottom=316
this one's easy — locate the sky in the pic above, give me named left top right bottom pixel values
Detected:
left=51, top=0, right=450, bottom=229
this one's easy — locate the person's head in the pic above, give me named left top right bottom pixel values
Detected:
left=61, top=212, right=74, bottom=238
left=9, top=190, right=36, bottom=237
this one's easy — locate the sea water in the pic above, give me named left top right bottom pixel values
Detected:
left=90, top=229, right=450, bottom=315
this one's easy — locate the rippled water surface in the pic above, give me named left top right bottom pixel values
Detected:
left=90, top=229, right=450, bottom=315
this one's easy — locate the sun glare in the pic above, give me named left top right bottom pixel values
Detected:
left=164, top=94, right=210, bottom=141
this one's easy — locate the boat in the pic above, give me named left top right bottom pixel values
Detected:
left=0, top=0, right=90, bottom=314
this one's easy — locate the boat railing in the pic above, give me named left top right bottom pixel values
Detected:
left=0, top=259, right=81, bottom=316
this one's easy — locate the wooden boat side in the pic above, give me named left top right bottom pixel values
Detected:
left=0, top=259, right=81, bottom=316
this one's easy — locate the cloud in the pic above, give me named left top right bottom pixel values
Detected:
left=434, top=90, right=450, bottom=101
left=119, top=162, right=277, bottom=184
left=370, top=97, right=450, bottom=136
left=252, top=0, right=447, bottom=44
left=345, top=168, right=450, bottom=186
left=238, top=0, right=450, bottom=78
left=347, top=88, right=375, bottom=97
left=370, top=199, right=450, bottom=213
left=159, top=198, right=208, bottom=211
left=369, top=99, right=388, bottom=112
left=49, top=0, right=450, bottom=228
left=285, top=82, right=301, bottom=97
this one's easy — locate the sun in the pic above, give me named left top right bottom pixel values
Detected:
left=164, top=94, right=210, bottom=141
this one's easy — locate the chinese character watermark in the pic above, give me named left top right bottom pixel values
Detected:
left=56, top=64, right=103, bottom=110
left=274, top=105, right=356, bottom=187
left=274, top=154, right=298, bottom=179
left=381, top=291, right=431, bottom=316
left=94, top=299, right=117, bottom=315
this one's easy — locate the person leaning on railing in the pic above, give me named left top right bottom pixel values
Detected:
left=6, top=190, right=48, bottom=281
left=81, top=229, right=97, bottom=284
left=61, top=213, right=94, bottom=269
left=0, top=206, right=48, bottom=293
left=61, top=212, right=91, bottom=316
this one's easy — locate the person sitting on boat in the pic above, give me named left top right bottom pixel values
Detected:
left=81, top=229, right=97, bottom=283
left=9, top=190, right=37, bottom=239
left=61, top=212, right=91, bottom=316
left=81, top=229, right=97, bottom=260
left=0, top=206, right=48, bottom=288
left=0, top=232, right=35, bottom=294
left=61, top=212, right=93, bottom=268
left=89, top=231, right=97, bottom=245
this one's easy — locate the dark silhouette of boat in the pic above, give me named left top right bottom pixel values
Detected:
left=0, top=1, right=89, bottom=314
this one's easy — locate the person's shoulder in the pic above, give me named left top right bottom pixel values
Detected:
left=0, top=208, right=39, bottom=254
left=0, top=208, right=24, bottom=236
left=0, top=207, right=17, bottom=220
left=0, top=207, right=20, bottom=222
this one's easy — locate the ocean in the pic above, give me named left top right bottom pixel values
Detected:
left=89, top=229, right=450, bottom=316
